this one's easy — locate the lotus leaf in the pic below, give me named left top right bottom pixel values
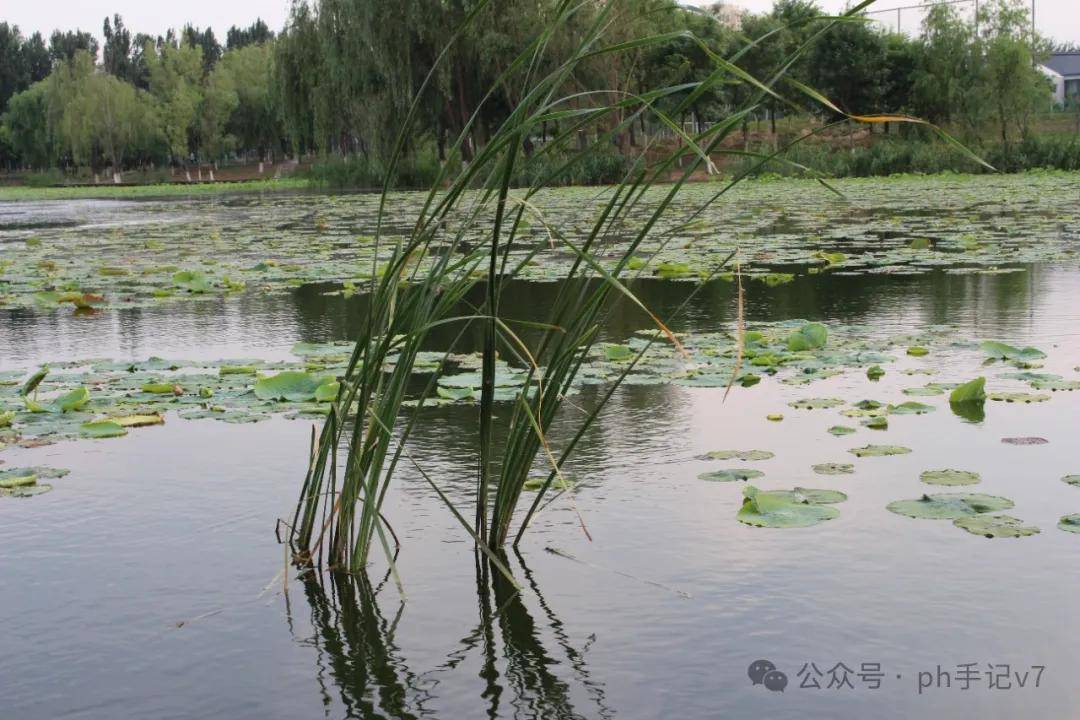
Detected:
left=849, top=444, right=911, bottom=457
left=887, top=492, right=1013, bottom=519
left=953, top=514, right=1039, bottom=538
left=920, top=469, right=980, bottom=486
left=736, top=485, right=841, bottom=528
left=698, top=468, right=765, bottom=482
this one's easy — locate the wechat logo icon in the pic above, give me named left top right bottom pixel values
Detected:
left=748, top=659, right=788, bottom=692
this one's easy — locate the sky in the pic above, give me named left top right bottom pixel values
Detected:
left=4, top=0, right=1079, bottom=48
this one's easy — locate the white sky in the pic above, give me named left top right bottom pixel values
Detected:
left=4, top=0, right=1078, bottom=48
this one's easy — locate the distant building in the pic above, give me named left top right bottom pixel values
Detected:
left=702, top=2, right=746, bottom=31
left=1040, top=52, right=1080, bottom=107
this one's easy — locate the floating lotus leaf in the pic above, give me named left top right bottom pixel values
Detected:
left=766, top=413, right=783, bottom=421
left=736, top=485, right=841, bottom=528
left=0, top=411, right=13, bottom=428
left=220, top=365, right=258, bottom=375
left=980, top=341, right=1046, bottom=362
left=523, top=475, right=574, bottom=491
left=705, top=449, right=774, bottom=461
left=887, top=492, right=1013, bottom=519
left=786, top=323, right=828, bottom=351
left=888, top=401, right=935, bottom=415
left=253, top=371, right=336, bottom=402
left=80, top=420, right=128, bottom=438
left=775, top=487, right=847, bottom=504
left=920, top=469, right=980, bottom=486
left=813, top=462, right=854, bottom=475
left=738, top=373, right=761, bottom=387
left=314, top=382, right=340, bottom=402
left=172, top=269, right=214, bottom=293
left=1058, top=515, right=1080, bottom=533
left=1001, top=436, right=1048, bottom=445
left=603, top=344, right=634, bottom=361
left=788, top=397, right=844, bottom=410
left=866, top=365, right=885, bottom=380
left=849, top=444, right=911, bottom=457
left=1031, top=379, right=1080, bottom=392
left=112, top=414, right=165, bottom=428
left=862, top=416, right=888, bottom=429
left=698, top=468, right=765, bottom=482
left=828, top=425, right=856, bottom=436
left=25, top=386, right=90, bottom=414
left=902, top=384, right=947, bottom=396
left=988, top=392, right=1050, bottom=403
left=1062, top=475, right=1080, bottom=488
left=141, top=383, right=181, bottom=395
left=1, top=483, right=53, bottom=498
left=953, top=514, right=1039, bottom=538
left=0, top=472, right=37, bottom=489
left=436, top=386, right=476, bottom=401
left=949, top=377, right=986, bottom=403
left=906, top=346, right=929, bottom=356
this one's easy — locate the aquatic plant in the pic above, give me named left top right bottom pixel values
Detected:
left=284, top=0, right=982, bottom=578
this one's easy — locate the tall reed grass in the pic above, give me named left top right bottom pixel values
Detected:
left=288, top=0, right=974, bottom=580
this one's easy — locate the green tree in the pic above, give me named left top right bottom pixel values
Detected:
left=49, top=30, right=99, bottom=65
left=978, top=0, right=1050, bottom=146
left=226, top=19, right=274, bottom=50
left=103, top=14, right=134, bottom=81
left=144, top=40, right=204, bottom=165
left=2, top=80, right=54, bottom=167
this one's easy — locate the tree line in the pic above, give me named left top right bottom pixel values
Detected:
left=0, top=0, right=1057, bottom=182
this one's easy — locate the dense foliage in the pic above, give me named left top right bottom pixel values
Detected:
left=0, top=0, right=1065, bottom=182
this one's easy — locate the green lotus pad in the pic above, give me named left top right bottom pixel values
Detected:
left=788, top=397, right=844, bottom=410
left=0, top=466, right=68, bottom=497
left=25, top=387, right=90, bottom=414
left=812, top=462, right=854, bottom=475
left=953, top=514, right=1039, bottom=538
left=906, top=346, right=929, bottom=356
left=988, top=392, right=1050, bottom=403
left=80, top=420, right=128, bottom=438
left=888, top=401, right=935, bottom=415
left=949, top=377, right=986, bottom=404
left=253, top=371, right=338, bottom=402
left=698, top=468, right=765, bottom=482
left=980, top=341, right=1046, bottom=362
left=736, top=485, right=842, bottom=528
left=704, top=449, right=774, bottom=461
left=920, top=469, right=980, bottom=486
left=887, top=492, right=1013, bottom=519
left=828, top=425, right=856, bottom=436
left=786, top=323, right=828, bottom=351
left=522, top=475, right=574, bottom=491
left=1062, top=475, right=1080, bottom=488
left=849, top=444, right=911, bottom=457
left=1057, top=515, right=1080, bottom=534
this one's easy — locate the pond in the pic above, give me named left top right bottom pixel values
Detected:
left=2, top=174, right=1079, bottom=719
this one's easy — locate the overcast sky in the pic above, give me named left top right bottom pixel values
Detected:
left=4, top=0, right=1078, bottom=48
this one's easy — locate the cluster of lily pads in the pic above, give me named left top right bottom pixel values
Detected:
left=2, top=173, right=1078, bottom=312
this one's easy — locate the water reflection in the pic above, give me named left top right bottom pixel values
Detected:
left=291, top=553, right=612, bottom=720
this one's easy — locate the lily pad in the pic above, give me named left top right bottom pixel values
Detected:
left=698, top=468, right=765, bottom=482
left=736, top=485, right=841, bottom=528
left=887, top=492, right=1013, bottom=519
left=988, top=392, right=1050, bottom=403
left=812, top=462, right=854, bottom=475
left=80, top=420, right=128, bottom=438
left=953, top=514, right=1039, bottom=538
left=980, top=341, right=1046, bottom=362
left=254, top=371, right=336, bottom=402
left=704, top=449, right=774, bottom=461
left=827, top=425, right=856, bottom=436
left=112, top=414, right=165, bottom=428
left=523, top=475, right=574, bottom=491
left=920, top=469, right=980, bottom=486
left=787, top=323, right=828, bottom=351
left=25, top=386, right=90, bottom=414
left=173, top=269, right=214, bottom=293
left=949, top=377, right=986, bottom=404
left=1062, top=475, right=1080, bottom=488
left=788, top=397, right=844, bottom=410
left=888, top=401, right=935, bottom=415
left=849, top=444, right=911, bottom=457
left=1057, top=514, right=1080, bottom=533
left=866, top=365, right=885, bottom=380
left=906, top=346, right=929, bottom=357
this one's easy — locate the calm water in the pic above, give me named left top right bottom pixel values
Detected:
left=2, top=189, right=1079, bottom=720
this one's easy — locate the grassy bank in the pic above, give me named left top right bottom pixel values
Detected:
left=0, top=177, right=311, bottom=201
